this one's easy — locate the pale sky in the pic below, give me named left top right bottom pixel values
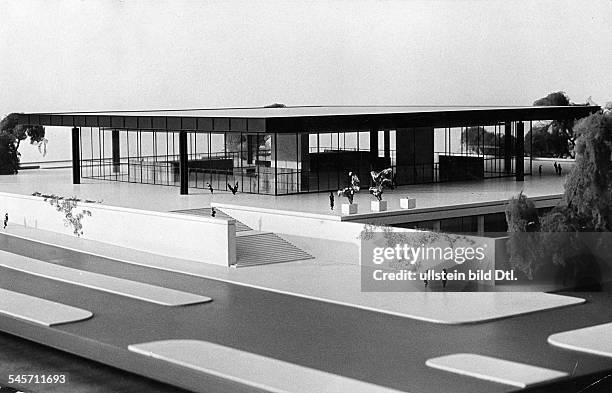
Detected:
left=2, top=0, right=611, bottom=116
left=4, top=0, right=610, bottom=162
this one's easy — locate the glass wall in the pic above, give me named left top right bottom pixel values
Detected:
left=433, top=121, right=531, bottom=182
left=79, top=121, right=531, bottom=196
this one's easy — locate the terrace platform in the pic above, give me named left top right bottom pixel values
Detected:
left=0, top=168, right=565, bottom=216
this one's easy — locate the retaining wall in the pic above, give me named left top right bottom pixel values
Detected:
left=0, top=192, right=235, bottom=266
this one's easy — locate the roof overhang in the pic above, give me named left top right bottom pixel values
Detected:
left=17, top=105, right=600, bottom=133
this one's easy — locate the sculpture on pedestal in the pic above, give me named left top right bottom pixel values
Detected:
left=337, top=171, right=360, bottom=204
left=368, top=168, right=393, bottom=201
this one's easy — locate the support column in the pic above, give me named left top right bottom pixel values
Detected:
left=273, top=134, right=278, bottom=195
left=383, top=129, right=390, bottom=161
left=515, top=121, right=524, bottom=181
left=179, top=131, right=188, bottom=195
left=71, top=127, right=80, bottom=185
left=369, top=126, right=379, bottom=168
left=477, top=215, right=485, bottom=236
left=504, top=122, right=512, bottom=174
left=298, top=133, right=310, bottom=192
left=112, top=130, right=120, bottom=173
left=395, top=128, right=415, bottom=184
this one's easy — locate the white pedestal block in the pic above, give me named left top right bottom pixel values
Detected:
left=341, top=203, right=358, bottom=215
left=370, top=200, right=387, bottom=212
left=400, top=197, right=416, bottom=209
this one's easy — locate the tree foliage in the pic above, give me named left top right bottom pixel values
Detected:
left=461, top=126, right=513, bottom=156
left=505, top=109, right=612, bottom=283
left=532, top=91, right=580, bottom=157
left=0, top=113, right=46, bottom=174
left=533, top=91, right=571, bottom=107
left=562, top=111, right=612, bottom=231
left=525, top=124, right=569, bottom=158
left=504, top=192, right=542, bottom=279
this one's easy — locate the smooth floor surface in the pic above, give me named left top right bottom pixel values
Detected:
left=0, top=168, right=566, bottom=214
left=0, top=331, right=192, bottom=393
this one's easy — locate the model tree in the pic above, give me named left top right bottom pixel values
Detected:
left=0, top=113, right=46, bottom=174
left=525, top=123, right=568, bottom=158
left=461, top=126, right=513, bottom=156
left=531, top=91, right=584, bottom=157
left=504, top=192, right=542, bottom=279
left=505, top=109, right=612, bottom=285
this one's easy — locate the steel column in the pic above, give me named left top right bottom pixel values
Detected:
left=515, top=121, right=524, bottom=181
left=179, top=131, right=188, bottom=194
left=71, top=127, right=80, bottom=184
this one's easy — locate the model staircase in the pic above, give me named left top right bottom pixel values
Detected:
left=233, top=231, right=314, bottom=267
left=171, top=208, right=252, bottom=232
left=171, top=207, right=314, bottom=267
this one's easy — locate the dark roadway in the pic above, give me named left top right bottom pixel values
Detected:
left=1, top=233, right=612, bottom=393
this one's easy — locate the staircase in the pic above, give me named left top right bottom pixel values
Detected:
left=172, top=207, right=313, bottom=267
left=234, top=231, right=314, bottom=267
left=171, top=208, right=252, bottom=232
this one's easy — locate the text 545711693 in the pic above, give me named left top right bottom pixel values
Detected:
left=8, top=374, right=66, bottom=384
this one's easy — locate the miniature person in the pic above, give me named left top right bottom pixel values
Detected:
left=538, top=165, right=542, bottom=176
left=3, top=213, right=7, bottom=229
left=557, top=163, right=562, bottom=176
left=329, top=191, right=335, bottom=211
left=207, top=183, right=214, bottom=194
left=211, top=207, right=216, bottom=217
left=553, top=161, right=558, bottom=174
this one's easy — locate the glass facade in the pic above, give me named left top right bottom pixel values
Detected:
left=78, top=120, right=532, bottom=195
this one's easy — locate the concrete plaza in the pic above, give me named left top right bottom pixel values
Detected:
left=0, top=167, right=565, bottom=214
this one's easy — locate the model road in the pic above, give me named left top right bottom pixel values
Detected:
left=1, top=234, right=612, bottom=393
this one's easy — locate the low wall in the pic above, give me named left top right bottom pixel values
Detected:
left=0, top=192, right=236, bottom=266
left=212, top=203, right=366, bottom=258
left=213, top=203, right=499, bottom=284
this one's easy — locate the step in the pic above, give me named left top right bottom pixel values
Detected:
left=548, top=322, right=612, bottom=358
left=0, top=255, right=212, bottom=307
left=0, top=288, right=92, bottom=327
left=426, top=353, right=567, bottom=388
left=129, top=340, right=406, bottom=393
left=172, top=208, right=251, bottom=232
left=235, top=232, right=314, bottom=267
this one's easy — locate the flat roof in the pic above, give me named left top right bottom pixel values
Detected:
left=18, top=105, right=600, bottom=132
